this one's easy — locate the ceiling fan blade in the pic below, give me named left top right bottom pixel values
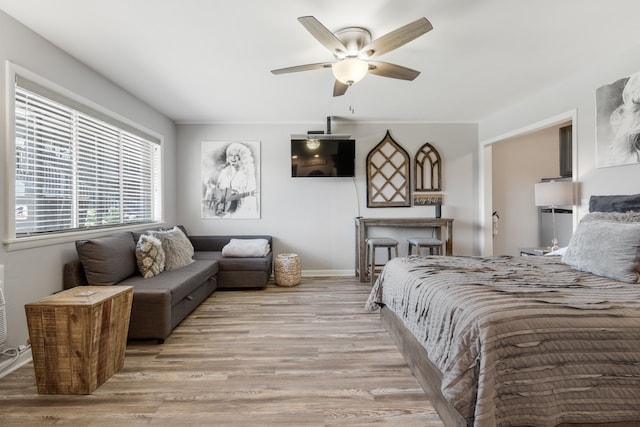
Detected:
left=362, top=17, right=433, bottom=58
left=298, top=16, right=348, bottom=57
left=333, top=80, right=349, bottom=97
left=368, top=61, right=421, bottom=80
left=271, top=62, right=332, bottom=75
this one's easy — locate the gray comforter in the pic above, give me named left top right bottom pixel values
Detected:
left=366, top=255, right=640, bottom=427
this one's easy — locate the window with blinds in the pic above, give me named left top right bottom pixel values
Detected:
left=14, top=78, right=161, bottom=237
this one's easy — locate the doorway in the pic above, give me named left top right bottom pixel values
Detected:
left=480, top=111, right=577, bottom=256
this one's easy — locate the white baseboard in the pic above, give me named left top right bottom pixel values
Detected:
left=0, top=348, right=32, bottom=379
left=300, top=270, right=355, bottom=277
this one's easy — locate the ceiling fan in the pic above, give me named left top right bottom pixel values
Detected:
left=271, top=16, right=433, bottom=97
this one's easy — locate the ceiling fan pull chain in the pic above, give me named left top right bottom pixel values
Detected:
left=349, top=86, right=355, bottom=114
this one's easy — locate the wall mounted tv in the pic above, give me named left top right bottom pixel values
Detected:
left=291, top=137, right=355, bottom=177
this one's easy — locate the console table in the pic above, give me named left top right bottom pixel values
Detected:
left=355, top=217, right=454, bottom=283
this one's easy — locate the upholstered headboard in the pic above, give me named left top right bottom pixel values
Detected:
left=589, top=194, right=640, bottom=212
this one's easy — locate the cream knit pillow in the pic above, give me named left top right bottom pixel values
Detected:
left=150, top=227, right=194, bottom=270
left=136, top=234, right=166, bottom=278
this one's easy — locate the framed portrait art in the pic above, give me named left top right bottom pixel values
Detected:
left=596, top=71, right=640, bottom=168
left=201, top=141, right=261, bottom=219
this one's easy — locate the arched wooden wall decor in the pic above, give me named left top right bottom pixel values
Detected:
left=415, top=142, right=441, bottom=191
left=366, top=130, right=411, bottom=207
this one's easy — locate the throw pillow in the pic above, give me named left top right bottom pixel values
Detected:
left=76, top=232, right=137, bottom=285
left=562, top=216, right=640, bottom=283
left=136, top=234, right=165, bottom=278
left=150, top=226, right=194, bottom=270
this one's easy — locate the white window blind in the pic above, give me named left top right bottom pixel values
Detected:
left=14, top=78, right=161, bottom=237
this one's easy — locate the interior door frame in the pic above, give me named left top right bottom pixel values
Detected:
left=479, top=110, right=578, bottom=256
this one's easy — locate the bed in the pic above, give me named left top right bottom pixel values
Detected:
left=365, top=195, right=640, bottom=427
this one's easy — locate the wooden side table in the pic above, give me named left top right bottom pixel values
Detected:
left=25, top=285, right=133, bottom=394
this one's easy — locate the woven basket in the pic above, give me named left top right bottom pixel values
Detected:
left=274, top=253, right=301, bottom=287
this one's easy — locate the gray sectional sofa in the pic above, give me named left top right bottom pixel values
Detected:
left=63, top=227, right=273, bottom=343
left=190, top=234, right=273, bottom=290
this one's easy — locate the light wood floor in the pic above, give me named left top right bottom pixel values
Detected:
left=0, top=277, right=444, bottom=426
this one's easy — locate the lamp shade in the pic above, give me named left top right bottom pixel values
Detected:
left=534, top=180, right=574, bottom=207
left=332, top=58, right=369, bottom=85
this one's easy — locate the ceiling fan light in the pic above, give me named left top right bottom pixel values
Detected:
left=332, top=58, right=368, bottom=85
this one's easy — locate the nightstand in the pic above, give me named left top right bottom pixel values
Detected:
left=518, top=247, right=551, bottom=256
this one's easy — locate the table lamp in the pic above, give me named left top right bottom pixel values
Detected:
left=534, top=180, right=573, bottom=250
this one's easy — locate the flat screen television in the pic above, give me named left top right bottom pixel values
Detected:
left=291, top=138, right=355, bottom=177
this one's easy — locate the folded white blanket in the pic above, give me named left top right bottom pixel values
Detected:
left=221, top=238, right=270, bottom=257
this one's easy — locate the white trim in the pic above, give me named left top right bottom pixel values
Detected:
left=301, top=270, right=355, bottom=277
left=4, top=222, right=166, bottom=252
left=479, top=144, right=493, bottom=256
left=4, top=61, right=166, bottom=248
left=478, top=110, right=578, bottom=256
left=480, top=110, right=577, bottom=147
left=6, top=61, right=163, bottom=143
left=175, top=120, right=478, bottom=126
left=4, top=61, right=17, bottom=247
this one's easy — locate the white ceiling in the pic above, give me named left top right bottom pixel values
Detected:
left=2, top=0, right=640, bottom=124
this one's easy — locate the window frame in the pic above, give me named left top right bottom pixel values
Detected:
left=4, top=62, right=164, bottom=251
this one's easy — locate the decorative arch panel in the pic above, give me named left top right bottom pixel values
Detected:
left=415, top=142, right=441, bottom=191
left=366, top=130, right=410, bottom=207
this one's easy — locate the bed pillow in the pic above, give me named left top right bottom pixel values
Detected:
left=579, top=211, right=640, bottom=223
left=136, top=234, right=165, bottom=278
left=589, top=194, right=640, bottom=213
left=562, top=213, right=640, bottom=283
left=222, top=238, right=271, bottom=257
left=76, top=232, right=137, bottom=285
left=149, top=226, right=194, bottom=270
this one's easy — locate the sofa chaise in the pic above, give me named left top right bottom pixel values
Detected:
left=63, top=226, right=273, bottom=342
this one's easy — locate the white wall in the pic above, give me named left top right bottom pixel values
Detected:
left=176, top=122, right=479, bottom=274
left=480, top=44, right=640, bottom=218
left=0, top=11, right=176, bottom=371
left=492, top=125, right=563, bottom=255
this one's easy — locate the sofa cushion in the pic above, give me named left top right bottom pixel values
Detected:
left=136, top=234, right=165, bottom=278
left=76, top=232, right=137, bottom=286
left=120, top=259, right=218, bottom=306
left=194, top=251, right=271, bottom=271
left=149, top=226, right=194, bottom=270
